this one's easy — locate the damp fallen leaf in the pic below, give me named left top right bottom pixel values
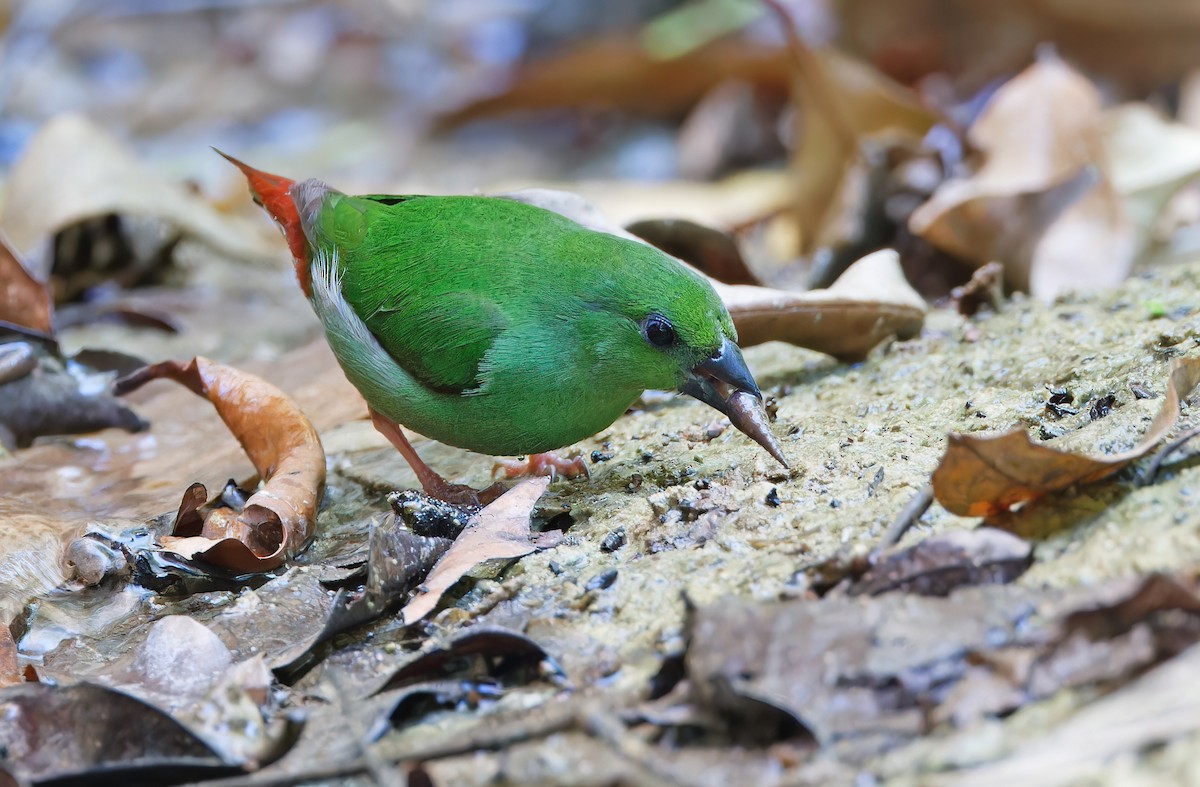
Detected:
left=932, top=357, right=1200, bottom=517
left=369, top=627, right=564, bottom=739
left=679, top=569, right=1200, bottom=760
left=847, top=527, right=1032, bottom=597
left=0, top=682, right=242, bottom=785
left=115, top=356, right=325, bottom=572
left=0, top=342, right=147, bottom=450
left=400, top=477, right=549, bottom=625
left=372, top=627, right=561, bottom=695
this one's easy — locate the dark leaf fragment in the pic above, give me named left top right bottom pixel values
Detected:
left=848, top=528, right=1032, bottom=597
left=626, top=219, right=758, bottom=285
left=271, top=515, right=450, bottom=684
left=372, top=628, right=560, bottom=695
left=673, top=570, right=1200, bottom=762
left=0, top=344, right=147, bottom=449
left=369, top=628, right=565, bottom=739
left=0, top=683, right=239, bottom=786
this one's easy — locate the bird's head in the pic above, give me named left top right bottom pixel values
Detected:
left=584, top=238, right=788, bottom=467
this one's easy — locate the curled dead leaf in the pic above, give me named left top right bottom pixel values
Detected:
left=932, top=357, right=1200, bottom=517
left=115, top=357, right=325, bottom=572
left=400, top=477, right=549, bottom=625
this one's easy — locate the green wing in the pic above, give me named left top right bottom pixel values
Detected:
left=304, top=192, right=509, bottom=394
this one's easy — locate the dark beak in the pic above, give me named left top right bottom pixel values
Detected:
left=680, top=338, right=788, bottom=468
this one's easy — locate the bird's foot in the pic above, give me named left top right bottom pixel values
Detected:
left=493, top=451, right=590, bottom=481
left=369, top=407, right=507, bottom=507
left=422, top=478, right=508, bottom=508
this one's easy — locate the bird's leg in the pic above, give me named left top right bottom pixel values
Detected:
left=369, top=408, right=505, bottom=507
left=493, top=452, right=590, bottom=481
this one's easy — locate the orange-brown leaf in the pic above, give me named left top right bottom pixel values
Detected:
left=0, top=233, right=52, bottom=336
left=439, top=36, right=790, bottom=127
left=933, top=357, right=1200, bottom=517
left=115, top=356, right=325, bottom=572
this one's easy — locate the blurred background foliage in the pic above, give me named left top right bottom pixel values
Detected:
left=4, top=0, right=1200, bottom=301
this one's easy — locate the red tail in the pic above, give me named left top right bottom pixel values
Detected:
left=215, top=149, right=312, bottom=297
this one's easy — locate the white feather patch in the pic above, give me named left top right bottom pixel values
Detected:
left=309, top=248, right=397, bottom=381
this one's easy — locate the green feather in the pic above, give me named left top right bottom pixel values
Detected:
left=298, top=184, right=736, bottom=456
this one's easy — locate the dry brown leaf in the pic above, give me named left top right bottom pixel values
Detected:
left=783, top=42, right=935, bottom=253
left=0, top=115, right=277, bottom=269
left=0, top=235, right=52, bottom=337
left=625, top=219, right=758, bottom=285
left=932, top=357, right=1200, bottom=517
left=115, top=356, right=325, bottom=572
left=1105, top=103, right=1200, bottom=243
left=400, top=477, right=548, bottom=625
left=908, top=50, right=1128, bottom=297
left=497, top=171, right=796, bottom=233
left=838, top=0, right=1200, bottom=92
left=715, top=248, right=925, bottom=359
left=438, top=35, right=790, bottom=127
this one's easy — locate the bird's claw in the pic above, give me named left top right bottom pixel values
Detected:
left=493, top=452, right=590, bottom=482
left=425, top=479, right=508, bottom=509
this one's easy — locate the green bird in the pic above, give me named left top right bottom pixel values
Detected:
left=221, top=153, right=786, bottom=504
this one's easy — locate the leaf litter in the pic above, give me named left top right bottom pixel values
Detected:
left=272, top=478, right=549, bottom=684
left=0, top=235, right=147, bottom=451
left=114, top=356, right=326, bottom=572
left=932, top=356, right=1200, bottom=518
left=9, top=8, right=1200, bottom=784
left=668, top=569, right=1200, bottom=763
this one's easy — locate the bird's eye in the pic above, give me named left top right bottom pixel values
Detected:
left=642, top=314, right=676, bottom=348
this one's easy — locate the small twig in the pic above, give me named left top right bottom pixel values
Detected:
left=877, top=483, right=934, bottom=551
left=1141, top=424, right=1200, bottom=486
left=187, top=701, right=582, bottom=787
left=583, top=707, right=690, bottom=787
left=185, top=693, right=691, bottom=787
